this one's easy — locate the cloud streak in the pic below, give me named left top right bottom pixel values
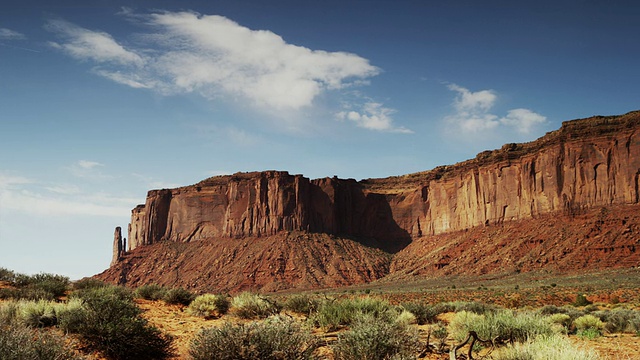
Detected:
left=0, top=172, right=131, bottom=217
left=46, top=11, right=402, bottom=132
left=0, top=28, right=26, bottom=40
left=445, top=84, right=546, bottom=134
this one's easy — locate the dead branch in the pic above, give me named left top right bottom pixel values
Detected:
left=449, top=331, right=494, bottom=360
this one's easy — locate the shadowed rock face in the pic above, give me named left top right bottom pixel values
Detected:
left=127, top=111, right=640, bottom=253
left=100, top=111, right=640, bottom=292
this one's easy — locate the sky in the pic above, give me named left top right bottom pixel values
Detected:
left=1, top=1, right=639, bottom=279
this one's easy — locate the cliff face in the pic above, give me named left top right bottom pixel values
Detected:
left=127, top=111, right=640, bottom=254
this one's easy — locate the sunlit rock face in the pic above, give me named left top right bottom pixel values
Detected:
left=126, top=111, right=640, bottom=255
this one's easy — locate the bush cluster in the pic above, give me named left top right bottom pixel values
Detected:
left=134, top=284, right=168, bottom=300
left=284, top=294, right=322, bottom=315
left=450, top=310, right=554, bottom=343
left=333, top=314, right=420, bottom=360
left=0, top=324, right=84, bottom=360
left=492, top=334, right=599, bottom=360
left=309, top=297, right=399, bottom=331
left=62, top=285, right=175, bottom=360
left=231, top=292, right=280, bottom=319
left=188, top=294, right=231, bottom=319
left=0, top=270, right=71, bottom=300
left=401, top=302, right=440, bottom=325
left=189, top=315, right=320, bottom=360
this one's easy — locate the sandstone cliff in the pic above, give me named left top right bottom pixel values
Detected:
left=99, top=111, right=640, bottom=292
left=127, top=111, right=640, bottom=252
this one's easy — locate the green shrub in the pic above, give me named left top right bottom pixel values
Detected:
left=56, top=298, right=86, bottom=334
left=0, top=301, right=19, bottom=325
left=72, top=277, right=107, bottom=290
left=231, top=292, right=280, bottom=319
left=0, top=288, right=18, bottom=300
left=163, top=287, right=195, bottom=306
left=63, top=285, right=174, bottom=360
left=15, top=273, right=70, bottom=299
left=284, top=294, right=322, bottom=315
left=188, top=294, right=231, bottom=318
left=17, top=299, right=57, bottom=328
left=310, top=297, right=399, bottom=331
left=333, top=314, right=420, bottom=360
left=0, top=267, right=15, bottom=282
left=0, top=324, right=84, bottom=360
left=16, top=287, right=56, bottom=301
left=594, top=308, right=640, bottom=333
left=450, top=310, right=554, bottom=343
left=574, top=294, right=593, bottom=307
left=401, top=302, right=439, bottom=325
left=546, top=313, right=571, bottom=333
left=189, top=315, right=320, bottom=360
left=134, top=283, right=168, bottom=300
left=492, top=334, right=599, bottom=360
left=574, top=314, right=604, bottom=338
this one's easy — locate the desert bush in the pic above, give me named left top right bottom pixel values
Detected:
left=189, top=315, right=320, bottom=360
left=450, top=310, right=554, bottom=343
left=284, top=294, right=322, bottom=315
left=188, top=294, right=231, bottom=318
left=0, top=287, right=18, bottom=300
left=593, top=308, right=640, bottom=333
left=0, top=301, right=19, bottom=325
left=14, top=273, right=70, bottom=299
left=455, top=301, right=500, bottom=315
left=546, top=313, right=571, bottom=333
left=492, top=334, right=599, bottom=360
left=574, top=314, right=604, bottom=338
left=63, top=285, right=174, bottom=360
left=17, top=299, right=58, bottom=328
left=56, top=298, right=86, bottom=334
left=231, top=292, right=280, bottom=319
left=0, top=267, right=15, bottom=282
left=401, top=302, right=439, bottom=325
left=333, top=314, right=420, bottom=360
left=70, top=282, right=132, bottom=301
left=395, top=309, right=417, bottom=326
left=163, top=287, right=195, bottom=306
left=574, top=293, right=593, bottom=307
left=0, top=324, right=84, bottom=360
left=134, top=283, right=167, bottom=300
left=310, top=297, right=399, bottom=331
left=73, top=277, right=107, bottom=290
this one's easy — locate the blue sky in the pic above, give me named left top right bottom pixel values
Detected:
left=1, top=1, right=639, bottom=279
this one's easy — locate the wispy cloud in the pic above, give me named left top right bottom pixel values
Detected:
left=45, top=11, right=402, bottom=132
left=66, top=160, right=111, bottom=180
left=46, top=19, right=144, bottom=66
left=0, top=172, right=131, bottom=217
left=0, top=28, right=26, bottom=40
left=445, top=84, right=546, bottom=134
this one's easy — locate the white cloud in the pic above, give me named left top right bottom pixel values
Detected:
left=336, top=102, right=412, bottom=133
left=66, top=160, right=111, bottom=180
left=45, top=11, right=403, bottom=132
left=0, top=28, right=26, bottom=40
left=77, top=160, right=104, bottom=169
left=46, top=19, right=144, bottom=66
left=500, top=108, right=547, bottom=133
left=445, top=84, right=545, bottom=134
left=448, top=84, right=496, bottom=112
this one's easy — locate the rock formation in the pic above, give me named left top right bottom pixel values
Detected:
left=98, top=111, right=640, bottom=292
left=110, top=226, right=124, bottom=267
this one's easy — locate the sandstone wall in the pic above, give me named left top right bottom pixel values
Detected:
left=126, top=112, right=640, bottom=254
